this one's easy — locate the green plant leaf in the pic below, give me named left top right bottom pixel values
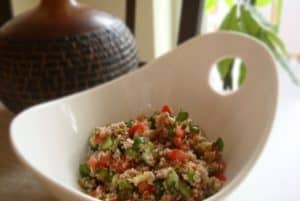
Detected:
left=256, top=0, right=272, bottom=7
left=264, top=30, right=287, bottom=55
left=259, top=31, right=300, bottom=85
left=220, top=5, right=240, bottom=31
left=238, top=63, right=247, bottom=86
left=240, top=6, right=260, bottom=35
left=217, top=59, right=234, bottom=80
left=225, top=0, right=234, bottom=7
left=247, top=5, right=277, bottom=32
left=218, top=3, right=299, bottom=87
left=223, top=64, right=234, bottom=90
left=205, top=0, right=218, bottom=12
left=218, top=5, right=239, bottom=89
left=274, top=0, right=283, bottom=30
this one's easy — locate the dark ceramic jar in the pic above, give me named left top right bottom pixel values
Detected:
left=0, top=0, right=138, bottom=113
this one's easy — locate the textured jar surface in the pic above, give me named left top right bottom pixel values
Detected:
left=0, top=20, right=138, bottom=113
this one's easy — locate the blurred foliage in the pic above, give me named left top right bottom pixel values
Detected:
left=205, top=0, right=299, bottom=89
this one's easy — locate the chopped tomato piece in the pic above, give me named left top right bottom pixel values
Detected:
left=96, top=154, right=111, bottom=169
left=87, top=154, right=98, bottom=170
left=89, top=187, right=102, bottom=197
left=128, top=123, right=145, bottom=137
left=173, top=137, right=184, bottom=148
left=113, top=156, right=130, bottom=173
left=213, top=172, right=227, bottom=181
left=94, top=133, right=108, bottom=144
left=212, top=147, right=219, bottom=157
left=87, top=154, right=111, bottom=170
left=138, top=181, right=155, bottom=194
left=173, top=127, right=186, bottom=148
left=167, top=149, right=190, bottom=162
left=218, top=160, right=226, bottom=172
left=175, top=127, right=185, bottom=138
left=161, top=105, right=172, bottom=114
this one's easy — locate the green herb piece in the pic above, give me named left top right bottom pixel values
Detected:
left=168, top=127, right=175, bottom=138
left=126, top=148, right=138, bottom=158
left=79, top=164, right=90, bottom=177
left=96, top=168, right=111, bottom=182
left=189, top=124, right=200, bottom=134
left=178, top=180, right=192, bottom=198
left=154, top=180, right=164, bottom=200
left=125, top=119, right=134, bottom=128
left=176, top=111, right=189, bottom=122
left=88, top=135, right=98, bottom=151
left=208, top=167, right=215, bottom=176
left=132, top=136, right=145, bottom=151
left=186, top=171, right=195, bottom=182
left=213, top=137, right=224, bottom=151
left=149, top=116, right=156, bottom=129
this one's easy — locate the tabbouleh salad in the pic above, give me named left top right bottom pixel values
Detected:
left=79, top=105, right=226, bottom=201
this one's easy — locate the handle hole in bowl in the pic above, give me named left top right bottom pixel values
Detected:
left=209, top=57, right=247, bottom=96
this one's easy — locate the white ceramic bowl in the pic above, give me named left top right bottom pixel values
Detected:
left=10, top=32, right=278, bottom=201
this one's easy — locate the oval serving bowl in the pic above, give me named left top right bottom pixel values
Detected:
left=10, top=32, right=278, bottom=201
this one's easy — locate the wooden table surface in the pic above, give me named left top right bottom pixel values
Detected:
left=0, top=103, right=57, bottom=201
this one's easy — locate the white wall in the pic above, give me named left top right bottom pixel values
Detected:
left=11, top=0, right=39, bottom=15
left=11, top=0, right=125, bottom=19
left=135, top=1, right=155, bottom=61
left=152, top=0, right=182, bottom=57
left=280, top=1, right=300, bottom=53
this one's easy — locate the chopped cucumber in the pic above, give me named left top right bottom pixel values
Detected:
left=100, top=135, right=114, bottom=151
left=117, top=179, right=134, bottom=199
left=178, top=180, right=192, bottom=198
left=142, top=141, right=154, bottom=165
left=96, top=168, right=112, bottom=182
left=126, top=148, right=138, bottom=158
left=165, top=169, right=179, bottom=192
left=186, top=170, right=195, bottom=182
left=79, top=164, right=90, bottom=177
left=129, top=171, right=155, bottom=186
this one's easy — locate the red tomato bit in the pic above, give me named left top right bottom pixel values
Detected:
left=161, top=105, right=172, bottom=114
